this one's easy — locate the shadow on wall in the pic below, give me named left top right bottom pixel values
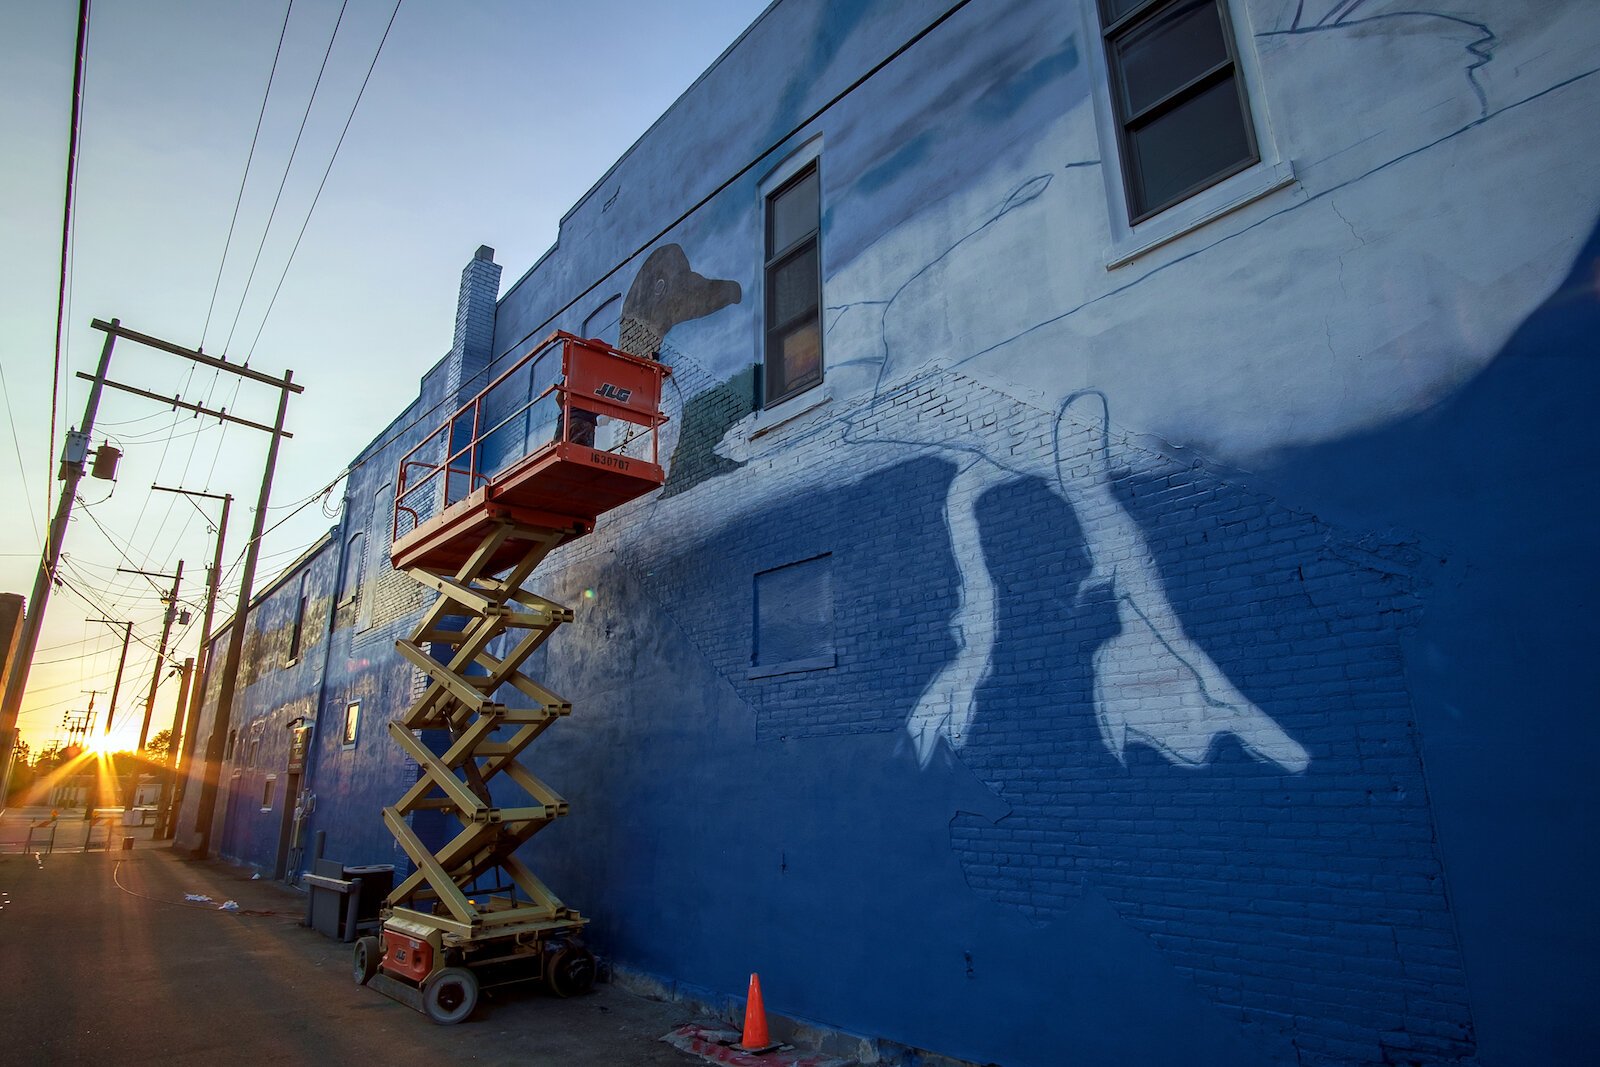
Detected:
left=1258, top=212, right=1600, bottom=1063
left=951, top=443, right=1473, bottom=1061
left=510, top=203, right=1599, bottom=1063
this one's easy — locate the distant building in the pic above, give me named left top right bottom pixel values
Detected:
left=0, top=591, right=26, bottom=794
left=177, top=2, right=1600, bottom=1064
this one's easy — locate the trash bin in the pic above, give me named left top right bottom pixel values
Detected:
left=342, top=863, right=394, bottom=926
left=303, top=859, right=395, bottom=942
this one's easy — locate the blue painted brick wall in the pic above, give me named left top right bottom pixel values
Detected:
left=512, top=364, right=1478, bottom=1066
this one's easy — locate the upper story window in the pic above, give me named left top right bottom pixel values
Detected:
left=339, top=532, right=364, bottom=607
left=1099, top=0, right=1258, bottom=223
left=287, top=576, right=307, bottom=663
left=342, top=701, right=361, bottom=747
left=358, top=485, right=387, bottom=632
left=764, top=164, right=823, bottom=406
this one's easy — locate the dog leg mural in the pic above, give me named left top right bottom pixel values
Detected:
left=848, top=178, right=1307, bottom=773
left=903, top=406, right=1309, bottom=775
left=1054, top=393, right=1310, bottom=772
left=906, top=458, right=1000, bottom=766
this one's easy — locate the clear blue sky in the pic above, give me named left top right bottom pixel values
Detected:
left=0, top=0, right=768, bottom=751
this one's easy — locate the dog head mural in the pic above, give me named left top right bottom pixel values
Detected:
left=618, top=244, right=742, bottom=360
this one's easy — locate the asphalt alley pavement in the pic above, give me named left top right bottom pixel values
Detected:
left=0, top=841, right=709, bottom=1065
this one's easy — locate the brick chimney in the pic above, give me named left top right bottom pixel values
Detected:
left=446, top=245, right=501, bottom=403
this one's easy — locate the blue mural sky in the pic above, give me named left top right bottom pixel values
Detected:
left=0, top=0, right=766, bottom=749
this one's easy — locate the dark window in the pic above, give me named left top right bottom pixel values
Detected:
left=287, top=578, right=307, bottom=663
left=342, top=701, right=360, bottom=747
left=764, top=165, right=822, bottom=405
left=261, top=776, right=276, bottom=810
left=1100, top=0, right=1257, bottom=222
left=224, top=729, right=237, bottom=761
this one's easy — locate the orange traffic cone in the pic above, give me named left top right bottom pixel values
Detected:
left=737, top=972, right=775, bottom=1052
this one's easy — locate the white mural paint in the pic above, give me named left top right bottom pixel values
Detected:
left=905, top=458, right=1000, bottom=766
left=614, top=1, right=1598, bottom=777
left=810, top=162, right=1312, bottom=774
left=821, top=7, right=1595, bottom=773
left=1054, top=393, right=1309, bottom=772
left=902, top=387, right=1309, bottom=775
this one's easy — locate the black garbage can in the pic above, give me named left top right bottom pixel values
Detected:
left=343, top=863, right=394, bottom=925
left=304, top=860, right=395, bottom=942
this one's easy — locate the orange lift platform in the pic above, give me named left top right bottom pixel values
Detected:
left=354, top=331, right=670, bottom=1023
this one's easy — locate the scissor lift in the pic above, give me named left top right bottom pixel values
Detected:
left=353, top=332, right=670, bottom=1024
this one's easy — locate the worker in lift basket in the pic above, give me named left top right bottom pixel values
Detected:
left=553, top=405, right=597, bottom=448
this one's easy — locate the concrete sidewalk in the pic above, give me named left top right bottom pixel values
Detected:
left=0, top=839, right=714, bottom=1065
left=0, top=804, right=167, bottom=855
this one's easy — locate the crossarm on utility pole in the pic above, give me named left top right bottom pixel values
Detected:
left=75, top=374, right=294, bottom=437
left=89, top=318, right=303, bottom=393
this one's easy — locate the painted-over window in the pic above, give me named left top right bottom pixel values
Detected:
left=1098, top=0, right=1258, bottom=223
left=340, top=532, right=364, bottom=607
left=750, top=553, right=835, bottom=678
left=764, top=163, right=823, bottom=405
left=583, top=294, right=622, bottom=348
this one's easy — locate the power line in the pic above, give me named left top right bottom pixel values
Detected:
left=247, top=0, right=982, bottom=529
left=220, top=0, right=352, bottom=356
left=76, top=502, right=166, bottom=590
left=0, top=364, right=43, bottom=545
left=34, top=633, right=119, bottom=654
left=51, top=572, right=160, bottom=657
left=198, top=377, right=243, bottom=492
left=245, top=0, right=405, bottom=362
left=201, top=0, right=296, bottom=350
left=48, top=0, right=92, bottom=526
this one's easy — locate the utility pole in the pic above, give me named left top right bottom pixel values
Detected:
left=155, top=656, right=193, bottom=839
left=119, top=561, right=183, bottom=751
left=9, top=317, right=300, bottom=845
left=88, top=617, right=131, bottom=817
left=53, top=319, right=301, bottom=857
left=62, top=705, right=93, bottom=808
left=91, top=618, right=133, bottom=738
left=0, top=321, right=119, bottom=768
left=115, top=561, right=182, bottom=810
left=151, top=485, right=230, bottom=829
left=191, top=369, right=296, bottom=857
left=63, top=706, right=93, bottom=751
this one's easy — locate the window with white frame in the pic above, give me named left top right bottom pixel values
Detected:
left=763, top=163, right=823, bottom=406
left=342, top=701, right=360, bottom=747
left=1098, top=0, right=1259, bottom=223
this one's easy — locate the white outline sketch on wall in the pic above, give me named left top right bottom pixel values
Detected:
left=688, top=2, right=1592, bottom=777
left=819, top=174, right=1310, bottom=774
left=897, top=386, right=1309, bottom=775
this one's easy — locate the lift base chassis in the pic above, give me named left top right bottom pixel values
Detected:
left=355, top=911, right=595, bottom=1024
